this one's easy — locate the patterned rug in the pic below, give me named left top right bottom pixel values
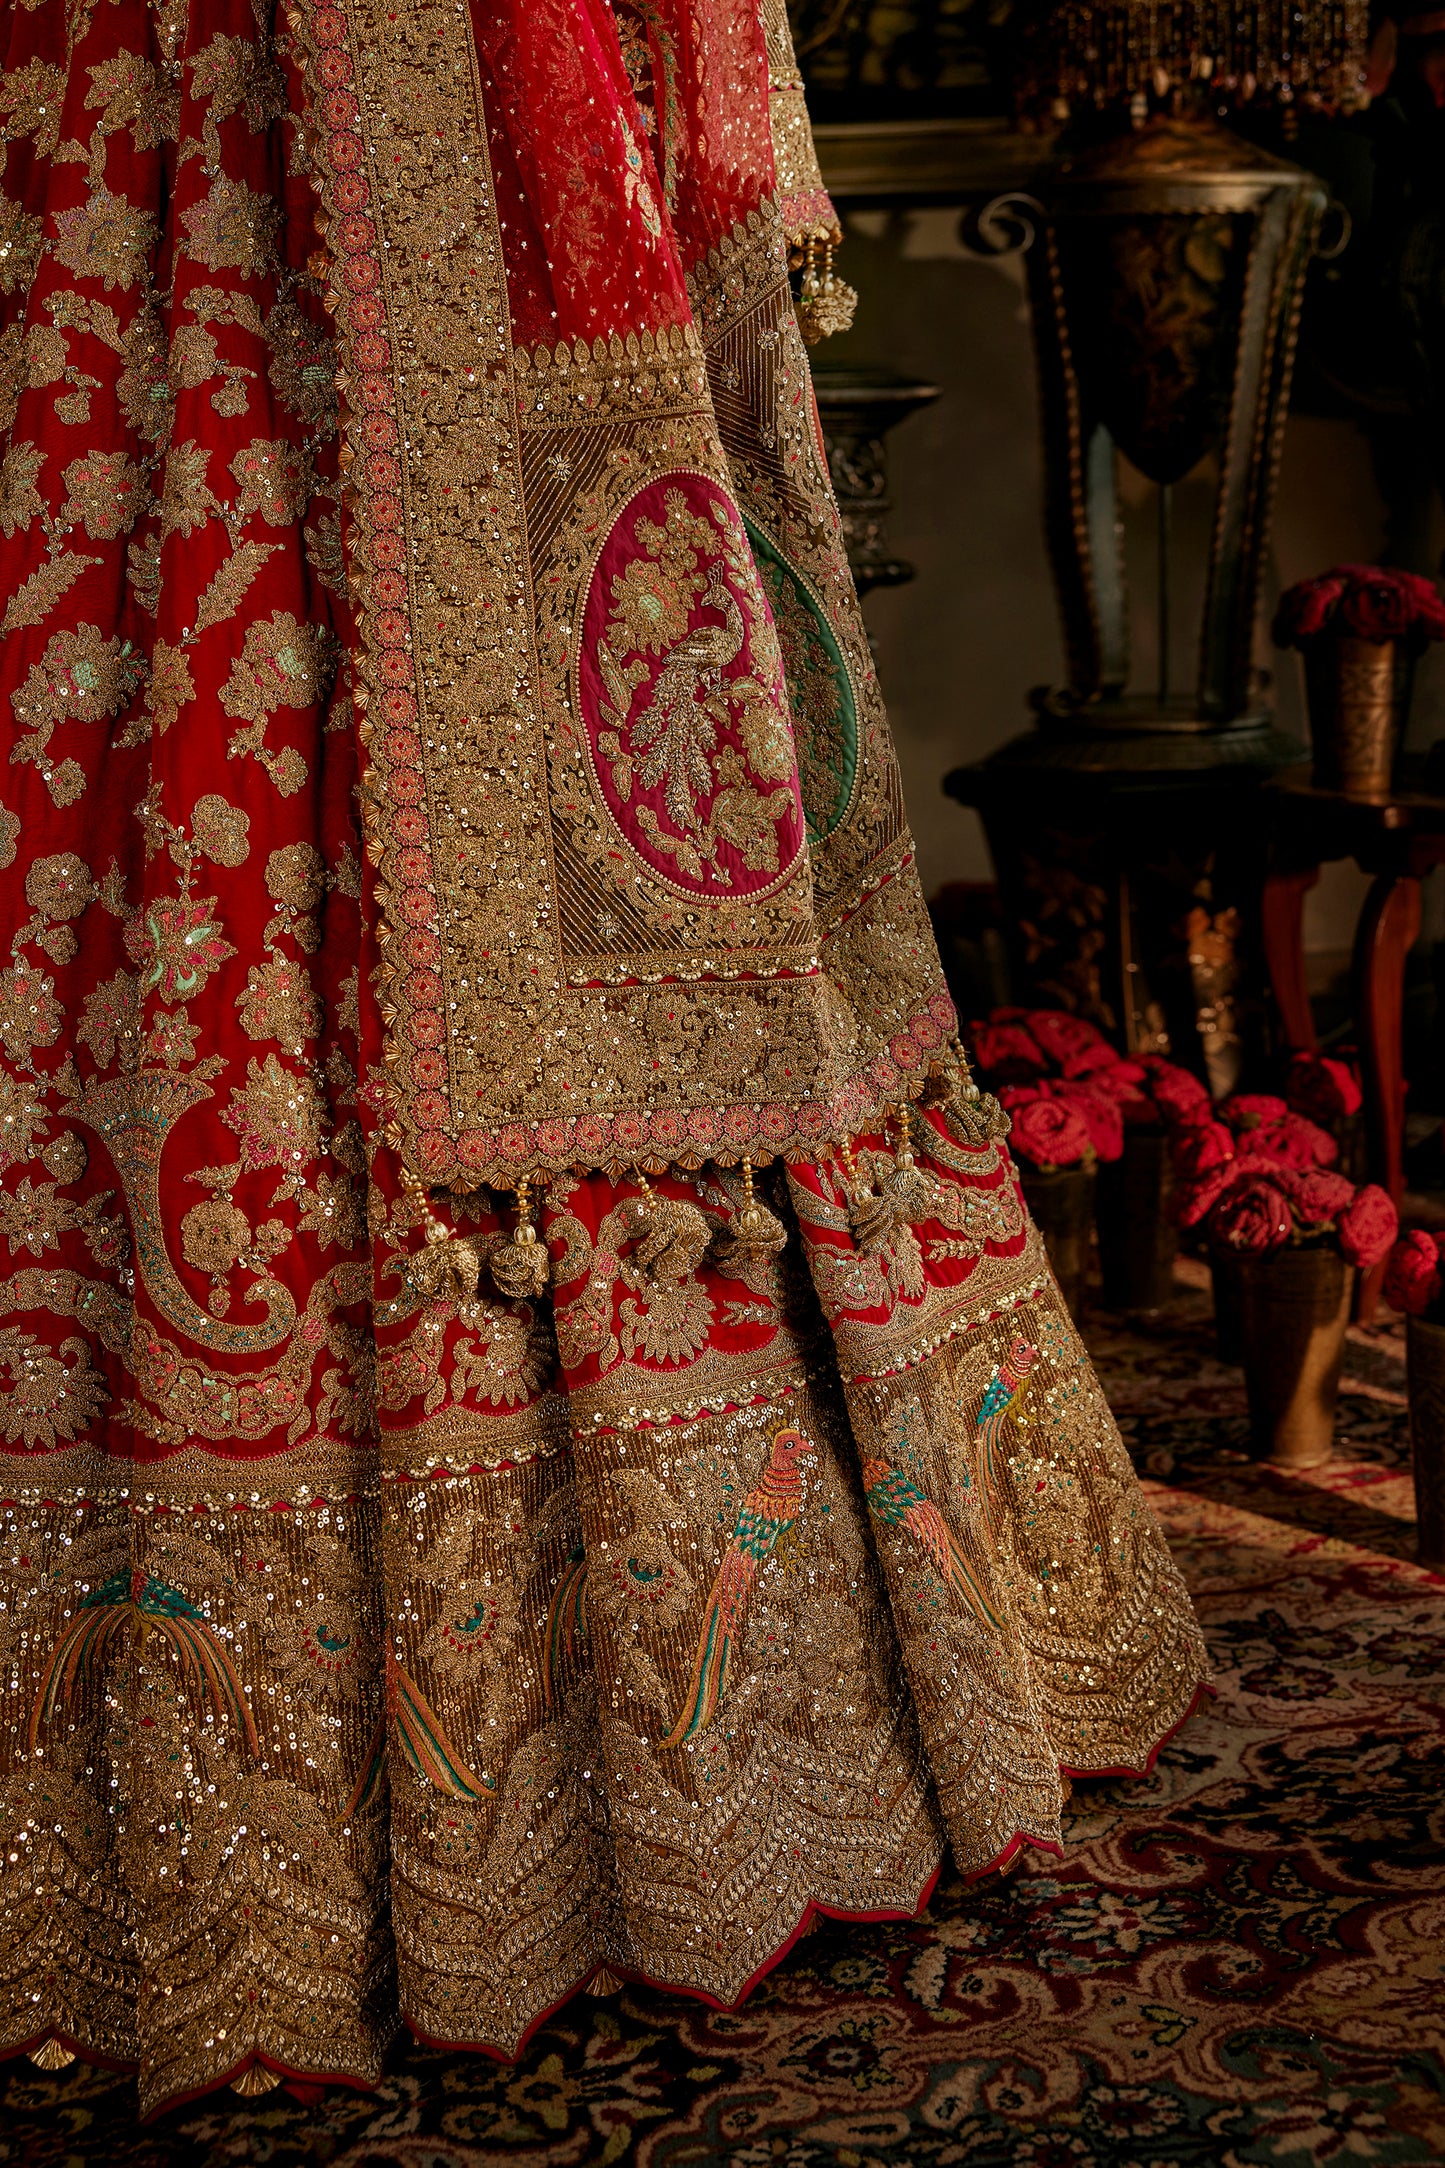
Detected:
left=6, top=1269, right=1443, bottom=2168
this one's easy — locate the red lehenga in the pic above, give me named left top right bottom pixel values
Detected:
left=0, top=0, right=1209, bottom=2113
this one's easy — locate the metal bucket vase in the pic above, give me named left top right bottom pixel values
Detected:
left=1406, top=1315, right=1445, bottom=1569
left=1020, top=1164, right=1096, bottom=1320
left=1305, top=636, right=1403, bottom=799
left=1096, top=1127, right=1177, bottom=1310
left=1211, top=1250, right=1244, bottom=1363
left=1236, top=1245, right=1353, bottom=1468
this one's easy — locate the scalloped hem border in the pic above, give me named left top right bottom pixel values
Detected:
left=6, top=1685, right=1214, bottom=2118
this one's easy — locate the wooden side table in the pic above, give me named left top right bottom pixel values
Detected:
left=1260, top=765, right=1445, bottom=1309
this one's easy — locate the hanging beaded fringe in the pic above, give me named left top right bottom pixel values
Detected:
left=400, top=1164, right=483, bottom=1302
left=1013, top=1, right=1370, bottom=126
left=713, top=1156, right=789, bottom=1269
left=396, top=1050, right=1008, bottom=1303
left=794, top=236, right=857, bottom=346
left=489, top=1174, right=551, bottom=1301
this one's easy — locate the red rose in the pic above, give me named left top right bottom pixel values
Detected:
left=1172, top=1121, right=1235, bottom=1182
left=1008, top=1095, right=1094, bottom=1171
left=1274, top=573, right=1347, bottom=646
left=1337, top=1183, right=1399, bottom=1270
left=1339, top=568, right=1414, bottom=643
left=970, top=1019, right=1048, bottom=1083
left=1285, top=1051, right=1362, bottom=1123
left=1209, top=1176, right=1292, bottom=1255
left=1092, top=1064, right=1156, bottom=1125
left=997, top=1082, right=1051, bottom=1110
left=1221, top=1094, right=1288, bottom=1132
left=1172, top=1163, right=1237, bottom=1228
left=1141, top=1058, right=1212, bottom=1126
left=1059, top=1041, right=1122, bottom=1080
left=1250, top=1114, right=1338, bottom=1172
left=1384, top=1228, right=1445, bottom=1316
left=1083, top=1058, right=1147, bottom=1090
left=1397, top=572, right=1445, bottom=641
left=1055, top=1081, right=1124, bottom=1162
left=1026, top=1009, right=1107, bottom=1066
left=1275, top=1168, right=1355, bottom=1225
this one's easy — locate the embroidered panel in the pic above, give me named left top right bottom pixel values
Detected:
left=289, top=0, right=957, bottom=1186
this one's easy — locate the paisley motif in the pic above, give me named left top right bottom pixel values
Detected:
left=576, top=472, right=806, bottom=900
left=745, top=516, right=858, bottom=847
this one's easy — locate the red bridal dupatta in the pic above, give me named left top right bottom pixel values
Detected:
left=0, top=0, right=1207, bottom=2109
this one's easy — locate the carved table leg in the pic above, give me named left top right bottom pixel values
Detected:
left=1354, top=870, right=1423, bottom=1321
left=1260, top=864, right=1321, bottom=1052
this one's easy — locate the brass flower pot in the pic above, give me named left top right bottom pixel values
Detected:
left=1020, top=1164, right=1096, bottom=1320
left=1406, top=1315, right=1445, bottom=1569
left=1305, top=635, right=1402, bottom=799
left=1096, top=1126, right=1177, bottom=1311
left=1236, top=1245, right=1354, bottom=1468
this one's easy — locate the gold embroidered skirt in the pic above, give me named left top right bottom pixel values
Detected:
left=0, top=0, right=1209, bottom=2115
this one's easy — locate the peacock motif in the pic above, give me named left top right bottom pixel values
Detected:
left=31, top=1567, right=259, bottom=1753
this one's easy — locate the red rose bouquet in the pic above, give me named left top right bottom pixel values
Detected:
left=1274, top=565, right=1445, bottom=650
left=1169, top=1091, right=1398, bottom=1267
left=1383, top=1228, right=1445, bottom=1319
left=968, top=1009, right=1214, bottom=1173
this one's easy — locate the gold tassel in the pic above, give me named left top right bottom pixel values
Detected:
left=620, top=1168, right=713, bottom=1283
left=946, top=1084, right=1011, bottom=1146
left=28, top=2039, right=75, bottom=2071
left=490, top=1175, right=551, bottom=1301
left=712, top=1156, right=788, bottom=1270
left=588, top=1963, right=625, bottom=1996
left=794, top=237, right=858, bottom=346
left=400, top=1166, right=482, bottom=1302
left=230, top=2062, right=285, bottom=2095
left=839, top=1132, right=899, bottom=1254
left=932, top=1046, right=1011, bottom=1145
left=879, top=1101, right=938, bottom=1223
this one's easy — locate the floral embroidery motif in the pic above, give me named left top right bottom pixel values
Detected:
left=580, top=473, right=804, bottom=899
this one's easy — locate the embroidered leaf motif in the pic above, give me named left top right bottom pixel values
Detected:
left=1, top=552, right=100, bottom=636
left=190, top=538, right=282, bottom=637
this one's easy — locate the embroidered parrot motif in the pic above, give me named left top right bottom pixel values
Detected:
left=976, top=1338, right=1038, bottom=1507
left=860, top=1460, right=1002, bottom=1636
left=662, top=1423, right=815, bottom=1749
left=344, top=1650, right=495, bottom=1818
left=31, top=1567, right=259, bottom=1753
left=542, top=1544, right=587, bottom=1709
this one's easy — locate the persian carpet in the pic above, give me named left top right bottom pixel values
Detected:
left=4, top=1265, right=1442, bottom=2167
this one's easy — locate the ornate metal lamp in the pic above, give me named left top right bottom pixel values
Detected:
left=945, top=3, right=1369, bottom=1073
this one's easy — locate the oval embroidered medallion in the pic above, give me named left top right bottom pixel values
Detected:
left=745, top=518, right=859, bottom=847
left=578, top=474, right=806, bottom=899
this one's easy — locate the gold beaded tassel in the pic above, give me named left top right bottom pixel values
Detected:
left=399, top=1164, right=482, bottom=1302
left=879, top=1101, right=939, bottom=1222
left=794, top=235, right=858, bottom=346
left=931, top=1040, right=1012, bottom=1146
left=713, top=1155, right=789, bottom=1270
left=489, top=1174, right=551, bottom=1301
left=837, top=1129, right=896, bottom=1254
left=620, top=1166, right=713, bottom=1282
